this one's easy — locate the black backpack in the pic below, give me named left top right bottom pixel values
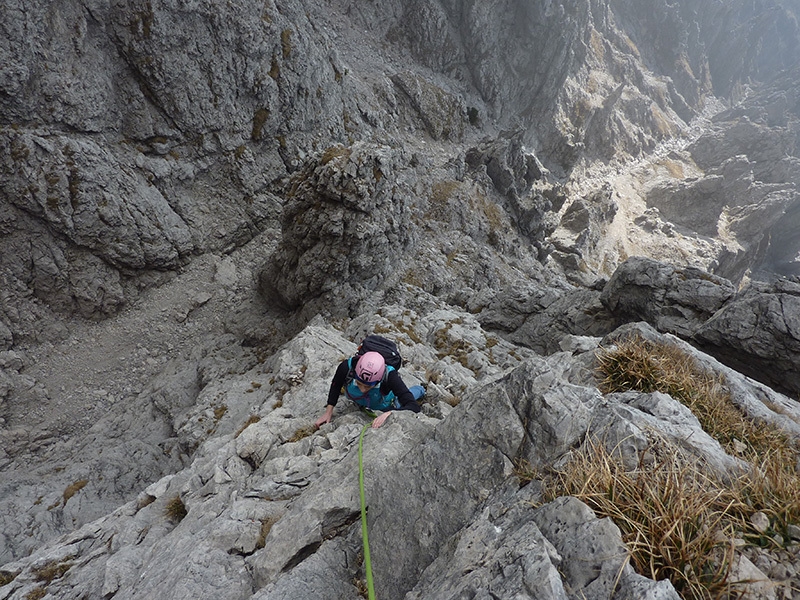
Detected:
left=355, top=334, right=403, bottom=370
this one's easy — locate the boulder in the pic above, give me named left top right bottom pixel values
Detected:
left=498, top=287, right=615, bottom=355
left=408, top=488, right=681, bottom=600
left=694, top=278, right=800, bottom=396
left=600, top=257, right=736, bottom=338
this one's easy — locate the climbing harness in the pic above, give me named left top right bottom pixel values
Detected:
left=358, top=422, right=377, bottom=600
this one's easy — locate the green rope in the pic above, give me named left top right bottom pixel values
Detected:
left=358, top=422, right=376, bottom=600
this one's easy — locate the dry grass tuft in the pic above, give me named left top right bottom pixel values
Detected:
left=25, top=587, right=46, bottom=600
left=353, top=576, right=369, bottom=598
left=542, top=438, right=747, bottom=599
left=596, top=334, right=796, bottom=464
left=737, top=449, right=800, bottom=544
left=430, top=180, right=460, bottom=205
left=288, top=424, right=316, bottom=443
left=213, top=405, right=228, bottom=423
left=62, top=479, right=88, bottom=505
left=32, top=559, right=72, bottom=584
left=0, top=570, right=18, bottom=586
left=353, top=549, right=369, bottom=598
left=571, top=333, right=800, bottom=598
left=235, top=414, right=261, bottom=438
left=255, top=516, right=279, bottom=549
left=164, top=495, right=188, bottom=523
left=320, top=145, right=350, bottom=165
left=598, top=336, right=800, bottom=528
left=512, top=457, right=539, bottom=486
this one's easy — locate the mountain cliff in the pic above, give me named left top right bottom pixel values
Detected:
left=2, top=1, right=800, bottom=599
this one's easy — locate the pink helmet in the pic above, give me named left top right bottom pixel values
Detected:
left=355, top=351, right=386, bottom=384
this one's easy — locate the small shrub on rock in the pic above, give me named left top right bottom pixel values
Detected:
left=288, top=425, right=316, bottom=443
left=24, top=587, right=46, bottom=600
left=164, top=495, right=187, bottom=523
left=0, top=570, right=18, bottom=586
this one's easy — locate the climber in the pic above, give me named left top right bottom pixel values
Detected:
left=314, top=350, right=425, bottom=429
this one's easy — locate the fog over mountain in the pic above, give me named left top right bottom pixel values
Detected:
left=1, top=1, right=800, bottom=599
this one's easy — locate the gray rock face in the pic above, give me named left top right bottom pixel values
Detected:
left=257, top=143, right=416, bottom=315
left=465, top=131, right=563, bottom=253
left=592, top=389, right=747, bottom=476
left=391, top=71, right=467, bottom=141
left=646, top=69, right=800, bottom=283
left=550, top=184, right=620, bottom=284
left=600, top=256, right=736, bottom=338
left=1, top=0, right=365, bottom=337
left=0, top=320, right=680, bottom=600
left=0, top=207, right=127, bottom=320
left=694, top=278, right=800, bottom=396
left=406, top=489, right=571, bottom=600
left=4, top=315, right=800, bottom=599
left=2, top=0, right=798, bottom=340
left=480, top=285, right=614, bottom=355
left=3, top=314, right=800, bottom=600
left=465, top=132, right=544, bottom=199
left=2, top=132, right=194, bottom=270
left=399, top=0, right=704, bottom=172
left=407, top=489, right=682, bottom=600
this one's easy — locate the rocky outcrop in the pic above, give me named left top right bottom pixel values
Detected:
left=464, top=131, right=563, bottom=255
left=2, top=0, right=798, bottom=342
left=550, top=184, right=620, bottom=284
left=465, top=132, right=544, bottom=199
left=391, top=71, right=468, bottom=141
left=599, top=258, right=800, bottom=399
left=3, top=317, right=800, bottom=599
left=600, top=256, right=736, bottom=338
left=694, top=278, right=800, bottom=397
left=644, top=66, right=800, bottom=283
left=1, top=132, right=194, bottom=270
left=477, top=284, right=614, bottom=355
left=257, top=143, right=417, bottom=316
left=407, top=493, right=682, bottom=600
left=398, top=0, right=705, bottom=171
